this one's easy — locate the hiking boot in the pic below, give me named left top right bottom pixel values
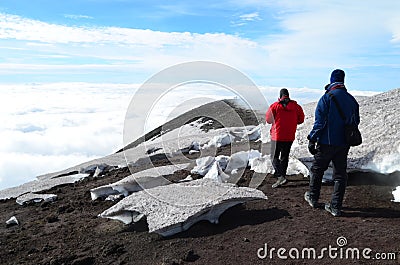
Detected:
left=272, top=176, right=287, bottom=188
left=304, top=191, right=318, bottom=208
left=325, top=203, right=342, bottom=217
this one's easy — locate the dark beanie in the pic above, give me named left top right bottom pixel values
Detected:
left=330, top=69, right=345, bottom=83
left=279, top=88, right=289, bottom=98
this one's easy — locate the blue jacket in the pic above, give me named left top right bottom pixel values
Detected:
left=308, top=83, right=360, bottom=146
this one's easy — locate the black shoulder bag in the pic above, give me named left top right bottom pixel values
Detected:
left=328, top=92, right=362, bottom=146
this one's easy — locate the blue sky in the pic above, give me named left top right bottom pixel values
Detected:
left=1, top=0, right=400, bottom=91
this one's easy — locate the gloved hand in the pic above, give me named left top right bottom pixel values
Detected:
left=308, top=140, right=317, bottom=155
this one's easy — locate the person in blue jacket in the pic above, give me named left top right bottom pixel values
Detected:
left=304, top=69, right=360, bottom=217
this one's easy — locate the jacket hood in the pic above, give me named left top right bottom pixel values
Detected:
left=278, top=97, right=297, bottom=111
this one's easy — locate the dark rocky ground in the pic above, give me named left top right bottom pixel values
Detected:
left=1, top=100, right=399, bottom=265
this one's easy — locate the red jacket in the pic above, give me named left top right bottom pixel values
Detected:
left=266, top=97, right=305, bottom=141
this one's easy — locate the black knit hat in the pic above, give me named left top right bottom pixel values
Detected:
left=280, top=88, right=289, bottom=98
left=330, top=69, right=345, bottom=83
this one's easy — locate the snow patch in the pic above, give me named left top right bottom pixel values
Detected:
left=16, top=192, right=57, bottom=205
left=191, top=156, right=216, bottom=176
left=105, top=194, right=124, bottom=201
left=249, top=155, right=309, bottom=177
left=179, top=175, right=193, bottom=182
left=249, top=156, right=273, bottom=174
left=258, top=123, right=271, bottom=143
left=229, top=125, right=261, bottom=141
left=79, top=163, right=109, bottom=177
left=99, top=178, right=267, bottom=236
left=192, top=150, right=262, bottom=183
left=362, top=151, right=400, bottom=174
left=204, top=160, right=230, bottom=183
left=194, top=150, right=309, bottom=184
left=90, top=163, right=190, bottom=200
left=286, top=157, right=310, bottom=177
left=393, top=186, right=400, bottom=202
left=201, top=133, right=235, bottom=149
left=225, top=150, right=261, bottom=173
left=6, top=216, right=19, bottom=226
left=0, top=173, right=88, bottom=200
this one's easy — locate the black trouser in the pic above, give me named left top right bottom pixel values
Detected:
left=309, top=144, right=350, bottom=209
left=270, top=141, right=293, bottom=177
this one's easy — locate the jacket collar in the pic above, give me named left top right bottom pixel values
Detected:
left=326, top=82, right=346, bottom=92
left=278, top=95, right=290, bottom=101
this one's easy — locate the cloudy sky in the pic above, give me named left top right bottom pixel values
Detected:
left=1, top=0, right=400, bottom=90
left=1, top=0, right=399, bottom=189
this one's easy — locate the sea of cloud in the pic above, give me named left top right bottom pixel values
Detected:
left=0, top=83, right=134, bottom=189
left=0, top=82, right=238, bottom=189
left=0, top=82, right=380, bottom=190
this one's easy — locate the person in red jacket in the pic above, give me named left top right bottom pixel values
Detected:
left=266, top=88, right=305, bottom=188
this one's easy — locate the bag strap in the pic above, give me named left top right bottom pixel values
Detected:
left=328, top=92, right=346, bottom=121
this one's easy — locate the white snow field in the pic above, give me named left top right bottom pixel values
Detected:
left=99, top=178, right=267, bottom=236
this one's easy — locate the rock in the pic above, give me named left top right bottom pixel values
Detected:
left=71, top=257, right=95, bottom=265
left=57, top=204, right=75, bottom=214
left=46, top=215, right=59, bottom=223
left=182, top=249, right=200, bottom=262
left=101, top=243, right=125, bottom=256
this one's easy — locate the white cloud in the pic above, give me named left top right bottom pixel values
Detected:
left=231, top=12, right=262, bottom=27
left=0, top=83, right=134, bottom=189
left=64, top=14, right=94, bottom=20
left=2, top=3, right=400, bottom=89
left=259, top=86, right=379, bottom=106
left=0, top=152, right=100, bottom=190
left=0, top=12, right=265, bottom=77
left=0, top=63, right=136, bottom=72
left=0, top=13, right=254, bottom=47
left=239, top=12, right=261, bottom=22
left=260, top=1, right=400, bottom=67
left=387, top=16, right=400, bottom=43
